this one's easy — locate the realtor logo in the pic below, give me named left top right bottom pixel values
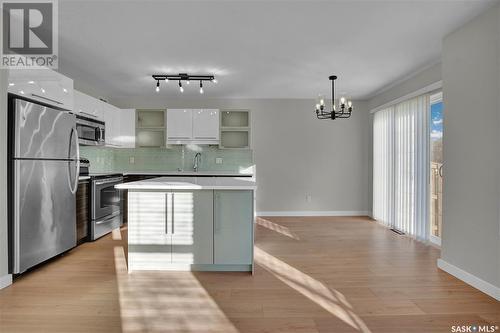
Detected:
left=1, top=0, right=58, bottom=68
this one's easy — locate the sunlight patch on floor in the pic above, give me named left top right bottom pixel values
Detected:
left=112, top=228, right=122, bottom=240
left=254, top=247, right=372, bottom=333
left=256, top=218, right=300, bottom=240
left=113, top=246, right=238, bottom=333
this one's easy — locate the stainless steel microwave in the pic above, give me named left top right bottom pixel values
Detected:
left=76, top=115, right=105, bottom=146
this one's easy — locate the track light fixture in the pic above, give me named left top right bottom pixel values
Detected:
left=151, top=73, right=216, bottom=94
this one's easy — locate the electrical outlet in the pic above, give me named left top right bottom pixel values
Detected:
left=129, top=157, right=135, bottom=164
left=306, top=195, right=312, bottom=203
left=215, top=157, right=223, bottom=165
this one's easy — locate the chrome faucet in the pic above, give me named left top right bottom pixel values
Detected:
left=193, top=153, right=202, bottom=172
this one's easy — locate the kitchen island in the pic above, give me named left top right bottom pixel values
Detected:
left=116, top=177, right=256, bottom=272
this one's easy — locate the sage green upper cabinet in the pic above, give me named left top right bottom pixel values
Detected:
left=214, top=190, right=253, bottom=265
left=166, top=109, right=220, bottom=145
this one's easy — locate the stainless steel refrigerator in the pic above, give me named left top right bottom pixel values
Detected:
left=9, top=95, right=79, bottom=274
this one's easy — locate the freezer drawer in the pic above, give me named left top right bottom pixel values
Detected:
left=13, top=159, right=77, bottom=273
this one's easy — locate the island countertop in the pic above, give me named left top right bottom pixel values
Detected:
left=115, top=176, right=257, bottom=191
left=120, top=170, right=253, bottom=177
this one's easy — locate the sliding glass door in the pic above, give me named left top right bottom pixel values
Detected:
left=372, top=95, right=429, bottom=241
left=430, top=92, right=443, bottom=245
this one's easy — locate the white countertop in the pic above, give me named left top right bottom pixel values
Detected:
left=122, top=171, right=253, bottom=177
left=116, top=176, right=256, bottom=190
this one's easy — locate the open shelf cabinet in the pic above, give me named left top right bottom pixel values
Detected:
left=136, top=109, right=166, bottom=148
left=219, top=110, right=251, bottom=149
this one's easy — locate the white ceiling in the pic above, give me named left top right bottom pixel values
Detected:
left=57, top=0, right=497, bottom=100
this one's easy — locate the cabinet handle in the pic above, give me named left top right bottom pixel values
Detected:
left=194, top=136, right=217, bottom=139
left=79, top=111, right=98, bottom=119
left=171, top=193, right=175, bottom=234
left=165, top=193, right=169, bottom=235
left=214, top=193, right=221, bottom=233
left=168, top=136, right=190, bottom=139
left=31, top=93, right=64, bottom=105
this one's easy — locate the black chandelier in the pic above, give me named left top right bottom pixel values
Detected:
left=152, top=73, right=217, bottom=94
left=315, top=75, right=353, bottom=120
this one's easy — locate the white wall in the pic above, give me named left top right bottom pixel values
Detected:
left=0, top=69, right=10, bottom=288
left=112, top=97, right=372, bottom=215
left=440, top=4, right=500, bottom=291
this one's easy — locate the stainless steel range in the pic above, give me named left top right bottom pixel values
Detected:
left=89, top=174, right=123, bottom=240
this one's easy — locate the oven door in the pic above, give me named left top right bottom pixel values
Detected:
left=92, top=177, right=123, bottom=220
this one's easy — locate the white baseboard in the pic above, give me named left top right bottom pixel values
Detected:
left=0, top=274, right=12, bottom=290
left=256, top=211, right=372, bottom=217
left=437, top=259, right=500, bottom=301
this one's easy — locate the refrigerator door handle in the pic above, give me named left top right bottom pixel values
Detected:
left=69, top=126, right=80, bottom=194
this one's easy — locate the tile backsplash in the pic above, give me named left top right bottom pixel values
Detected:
left=79, top=146, right=254, bottom=174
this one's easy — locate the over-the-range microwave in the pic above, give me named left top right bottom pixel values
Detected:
left=76, top=114, right=105, bottom=146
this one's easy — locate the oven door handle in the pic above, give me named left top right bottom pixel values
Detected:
left=94, top=178, right=123, bottom=186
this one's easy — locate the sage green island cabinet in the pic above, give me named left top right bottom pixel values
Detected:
left=214, top=190, right=253, bottom=265
left=116, top=176, right=256, bottom=272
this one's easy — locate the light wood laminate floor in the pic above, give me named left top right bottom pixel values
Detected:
left=1, top=216, right=499, bottom=333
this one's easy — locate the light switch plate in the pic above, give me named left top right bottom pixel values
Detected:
left=129, top=157, right=135, bottom=164
left=215, top=157, right=223, bottom=164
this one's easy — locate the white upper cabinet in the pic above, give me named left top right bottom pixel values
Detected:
left=74, top=90, right=104, bottom=120
left=118, top=109, right=136, bottom=148
left=167, top=109, right=193, bottom=144
left=102, top=101, right=119, bottom=147
left=74, top=90, right=135, bottom=148
left=192, top=109, right=219, bottom=143
left=166, top=109, right=220, bottom=145
left=102, top=103, right=136, bottom=148
left=8, top=68, right=74, bottom=111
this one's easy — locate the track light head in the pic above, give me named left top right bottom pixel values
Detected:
left=156, top=80, right=160, bottom=93
left=199, top=81, right=204, bottom=94
left=179, top=81, right=184, bottom=93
